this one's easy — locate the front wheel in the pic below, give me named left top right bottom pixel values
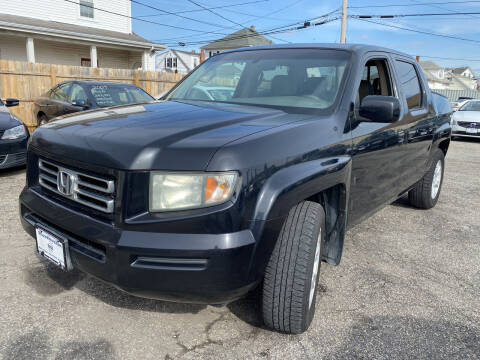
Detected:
left=408, top=149, right=445, bottom=209
left=38, top=114, right=48, bottom=126
left=262, top=201, right=325, bottom=334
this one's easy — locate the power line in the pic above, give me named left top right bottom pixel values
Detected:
left=349, top=0, right=480, bottom=8
left=353, top=17, right=480, bottom=44
left=137, top=0, right=269, bottom=18
left=160, top=17, right=340, bottom=47
left=185, top=0, right=246, bottom=28
left=155, top=1, right=332, bottom=44
left=408, top=0, right=480, bottom=19
left=159, top=10, right=341, bottom=45
left=218, top=0, right=313, bottom=23
left=164, top=0, right=310, bottom=43
left=418, top=55, right=480, bottom=62
left=62, top=0, right=227, bottom=36
left=130, top=0, right=236, bottom=29
left=351, top=11, right=480, bottom=17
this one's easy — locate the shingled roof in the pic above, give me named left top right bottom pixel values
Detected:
left=201, top=27, right=273, bottom=51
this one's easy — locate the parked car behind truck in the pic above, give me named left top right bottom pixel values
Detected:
left=451, top=99, right=480, bottom=138
left=33, top=81, right=155, bottom=126
left=20, top=44, right=452, bottom=334
left=0, top=98, right=29, bottom=169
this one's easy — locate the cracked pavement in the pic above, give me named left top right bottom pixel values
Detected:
left=0, top=139, right=479, bottom=359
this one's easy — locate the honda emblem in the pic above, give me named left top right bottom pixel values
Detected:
left=57, top=171, right=75, bottom=196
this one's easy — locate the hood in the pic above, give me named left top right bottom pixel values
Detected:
left=31, top=100, right=309, bottom=170
left=0, top=106, right=21, bottom=131
left=453, top=110, right=480, bottom=123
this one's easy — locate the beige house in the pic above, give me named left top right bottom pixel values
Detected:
left=0, top=0, right=165, bottom=70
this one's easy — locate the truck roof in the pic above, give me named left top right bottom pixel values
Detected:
left=222, top=43, right=413, bottom=59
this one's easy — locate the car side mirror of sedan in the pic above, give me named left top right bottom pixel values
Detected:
left=71, top=99, right=89, bottom=109
left=5, top=98, right=19, bottom=107
left=359, top=95, right=401, bottom=123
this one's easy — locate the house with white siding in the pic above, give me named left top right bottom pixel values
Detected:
left=420, top=60, right=478, bottom=91
left=0, top=0, right=165, bottom=70
left=156, top=49, right=200, bottom=74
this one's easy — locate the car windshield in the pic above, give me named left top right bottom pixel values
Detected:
left=459, top=101, right=480, bottom=111
left=166, top=49, right=351, bottom=112
left=86, top=85, right=154, bottom=107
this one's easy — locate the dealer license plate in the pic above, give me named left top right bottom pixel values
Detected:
left=36, top=227, right=68, bottom=270
left=466, top=128, right=478, bottom=134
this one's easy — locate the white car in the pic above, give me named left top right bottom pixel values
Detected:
left=451, top=100, right=480, bottom=139
left=452, top=97, right=473, bottom=111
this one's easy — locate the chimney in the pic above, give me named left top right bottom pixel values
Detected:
left=250, top=25, right=255, bottom=31
left=200, top=49, right=206, bottom=64
left=416, top=56, right=420, bottom=63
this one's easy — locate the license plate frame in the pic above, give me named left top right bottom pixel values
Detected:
left=36, top=227, right=72, bottom=271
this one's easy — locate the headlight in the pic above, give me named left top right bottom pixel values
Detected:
left=1, top=124, right=26, bottom=140
left=150, top=172, right=238, bottom=211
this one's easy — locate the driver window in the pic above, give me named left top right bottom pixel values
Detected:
left=358, top=59, right=393, bottom=103
left=70, top=84, right=88, bottom=103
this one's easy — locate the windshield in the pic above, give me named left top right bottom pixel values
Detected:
left=166, top=49, right=351, bottom=112
left=87, top=85, right=154, bottom=107
left=459, top=101, right=480, bottom=111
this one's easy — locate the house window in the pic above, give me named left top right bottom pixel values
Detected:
left=80, top=0, right=94, bottom=18
left=165, top=57, right=177, bottom=69
left=81, top=58, right=91, bottom=67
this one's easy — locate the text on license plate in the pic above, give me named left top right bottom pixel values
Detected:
left=36, top=227, right=66, bottom=269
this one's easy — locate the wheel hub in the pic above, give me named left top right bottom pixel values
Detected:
left=431, top=160, right=442, bottom=199
left=309, top=229, right=321, bottom=309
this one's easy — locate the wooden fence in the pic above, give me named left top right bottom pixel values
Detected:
left=0, top=60, right=184, bottom=133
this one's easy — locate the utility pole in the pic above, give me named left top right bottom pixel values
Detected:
left=340, top=0, right=347, bottom=43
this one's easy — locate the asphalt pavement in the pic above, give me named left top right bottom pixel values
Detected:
left=0, top=138, right=479, bottom=359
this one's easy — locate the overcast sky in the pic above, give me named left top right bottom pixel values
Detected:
left=131, top=0, right=480, bottom=73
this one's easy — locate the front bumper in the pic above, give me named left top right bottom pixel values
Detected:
left=0, top=136, right=28, bottom=169
left=20, top=187, right=260, bottom=304
left=452, top=124, right=480, bottom=138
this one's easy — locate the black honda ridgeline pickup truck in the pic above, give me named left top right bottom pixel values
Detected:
left=20, top=44, right=452, bottom=334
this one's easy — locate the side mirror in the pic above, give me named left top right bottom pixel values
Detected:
left=71, top=99, right=89, bottom=108
left=359, top=95, right=401, bottom=123
left=5, top=98, right=19, bottom=107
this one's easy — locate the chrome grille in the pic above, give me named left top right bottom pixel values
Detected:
left=38, top=159, right=115, bottom=213
left=458, top=121, right=480, bottom=128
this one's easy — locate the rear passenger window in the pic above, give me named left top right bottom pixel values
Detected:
left=395, top=61, right=423, bottom=110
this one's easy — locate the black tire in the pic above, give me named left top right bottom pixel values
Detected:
left=408, top=149, right=445, bottom=209
left=38, top=114, right=48, bottom=126
left=262, top=201, right=325, bottom=334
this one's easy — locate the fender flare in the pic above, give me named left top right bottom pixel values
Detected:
left=252, top=156, right=352, bottom=222
left=247, top=156, right=352, bottom=281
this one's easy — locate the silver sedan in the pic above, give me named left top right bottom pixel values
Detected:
left=451, top=100, right=480, bottom=139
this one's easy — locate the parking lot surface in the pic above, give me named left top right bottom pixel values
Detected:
left=0, top=139, right=479, bottom=360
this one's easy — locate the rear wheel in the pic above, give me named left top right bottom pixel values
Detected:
left=262, top=201, right=325, bottom=334
left=408, top=149, right=445, bottom=209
